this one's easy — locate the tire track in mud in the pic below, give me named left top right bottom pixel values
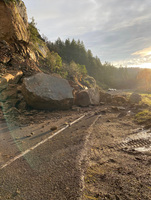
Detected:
left=78, top=114, right=102, bottom=200
left=114, top=129, right=151, bottom=154
left=82, top=113, right=151, bottom=200
left=116, top=139, right=151, bottom=149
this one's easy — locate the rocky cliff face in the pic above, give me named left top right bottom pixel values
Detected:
left=0, top=0, right=29, bottom=44
left=0, top=0, right=100, bottom=119
left=0, top=0, right=41, bottom=119
left=0, top=0, right=42, bottom=75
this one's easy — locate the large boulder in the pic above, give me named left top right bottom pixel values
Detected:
left=112, top=95, right=127, bottom=105
left=74, top=87, right=101, bottom=107
left=100, top=91, right=112, bottom=103
left=88, top=87, right=101, bottom=105
left=21, top=73, right=74, bottom=110
left=129, top=93, right=142, bottom=104
left=74, top=90, right=90, bottom=107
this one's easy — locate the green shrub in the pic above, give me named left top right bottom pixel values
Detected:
left=61, top=61, right=87, bottom=80
left=46, top=51, right=62, bottom=74
left=28, top=18, right=40, bottom=42
left=135, top=110, right=151, bottom=124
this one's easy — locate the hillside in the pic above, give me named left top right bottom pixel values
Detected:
left=0, top=0, right=150, bottom=115
left=0, top=1, right=151, bottom=200
left=1, top=0, right=150, bottom=92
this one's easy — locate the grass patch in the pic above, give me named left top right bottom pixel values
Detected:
left=84, top=195, right=98, bottom=200
left=126, top=92, right=151, bottom=106
left=140, top=94, right=151, bottom=106
left=135, top=110, right=151, bottom=125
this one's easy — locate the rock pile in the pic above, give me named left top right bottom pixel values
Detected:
left=0, top=71, right=24, bottom=115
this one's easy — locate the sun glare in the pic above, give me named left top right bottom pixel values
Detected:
left=128, top=63, right=151, bottom=68
left=132, top=47, right=151, bottom=57
left=146, top=51, right=151, bottom=56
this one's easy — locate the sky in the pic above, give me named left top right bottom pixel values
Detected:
left=23, top=0, right=151, bottom=68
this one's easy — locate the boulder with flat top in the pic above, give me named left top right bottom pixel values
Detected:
left=21, top=73, right=74, bottom=110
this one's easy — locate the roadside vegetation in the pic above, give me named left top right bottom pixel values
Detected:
left=28, top=18, right=90, bottom=87
left=4, top=0, right=20, bottom=4
left=28, top=18, right=151, bottom=92
left=133, top=93, right=151, bottom=128
left=135, top=109, right=151, bottom=128
left=141, top=93, right=151, bottom=106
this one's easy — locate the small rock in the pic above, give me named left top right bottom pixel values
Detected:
left=31, top=132, right=34, bottom=135
left=72, top=106, right=80, bottom=111
left=108, top=159, right=116, bottom=163
left=94, top=111, right=100, bottom=115
left=50, top=126, right=58, bottom=131
left=118, top=112, right=127, bottom=118
left=111, top=106, right=119, bottom=111
left=16, top=189, right=20, bottom=195
left=115, top=195, right=121, bottom=200
left=117, top=106, right=126, bottom=110
left=13, top=188, right=20, bottom=197
left=26, top=135, right=32, bottom=138
left=100, top=102, right=105, bottom=105
left=100, top=110, right=107, bottom=115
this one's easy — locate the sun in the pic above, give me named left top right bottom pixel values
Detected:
left=139, top=63, right=151, bottom=68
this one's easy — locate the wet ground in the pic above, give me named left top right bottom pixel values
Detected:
left=82, top=111, right=151, bottom=200
left=0, top=105, right=151, bottom=199
left=0, top=107, right=98, bottom=200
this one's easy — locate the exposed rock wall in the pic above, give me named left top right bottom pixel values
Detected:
left=0, top=0, right=29, bottom=43
left=0, top=0, right=42, bottom=74
left=16, top=0, right=28, bottom=27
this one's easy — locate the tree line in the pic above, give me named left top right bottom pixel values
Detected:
left=46, top=38, right=143, bottom=89
left=28, top=17, right=151, bottom=91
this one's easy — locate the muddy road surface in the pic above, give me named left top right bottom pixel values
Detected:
left=0, top=111, right=98, bottom=200
left=0, top=106, right=151, bottom=200
left=82, top=111, right=151, bottom=200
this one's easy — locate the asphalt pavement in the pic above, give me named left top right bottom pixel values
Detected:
left=0, top=114, right=97, bottom=200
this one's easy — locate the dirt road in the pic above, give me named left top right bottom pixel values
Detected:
left=0, top=106, right=151, bottom=200
left=82, top=111, right=151, bottom=200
